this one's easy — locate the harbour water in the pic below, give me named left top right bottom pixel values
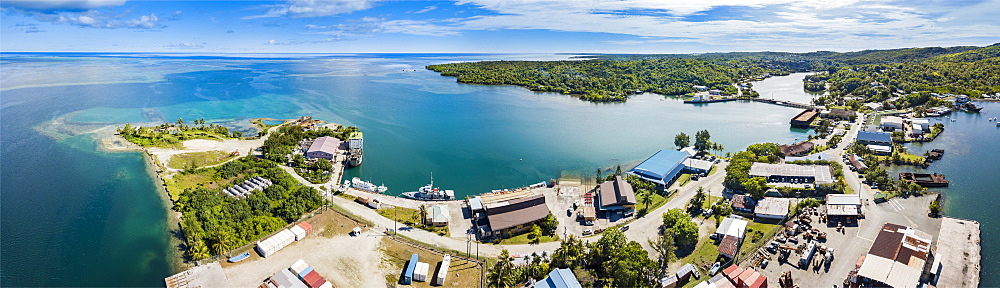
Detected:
left=752, top=72, right=824, bottom=104
left=887, top=102, right=1000, bottom=283
left=0, top=53, right=993, bottom=285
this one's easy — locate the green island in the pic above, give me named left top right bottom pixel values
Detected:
left=116, top=118, right=245, bottom=149
left=428, top=43, right=1000, bottom=105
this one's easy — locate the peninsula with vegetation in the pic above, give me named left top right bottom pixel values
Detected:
left=428, top=43, right=1000, bottom=105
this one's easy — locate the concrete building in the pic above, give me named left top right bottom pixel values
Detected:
left=748, top=163, right=834, bottom=185
left=856, top=131, right=893, bottom=155
left=305, top=136, right=340, bottom=160
left=911, top=123, right=924, bottom=136
left=483, top=194, right=550, bottom=238
left=910, top=118, right=930, bottom=131
left=857, top=223, right=933, bottom=288
left=825, top=194, right=862, bottom=219
left=535, top=268, right=583, bottom=288
left=683, top=158, right=714, bottom=174
left=628, top=149, right=690, bottom=186
left=598, top=176, right=637, bottom=212
left=880, top=116, right=904, bottom=131
left=754, top=198, right=789, bottom=220
left=425, top=205, right=451, bottom=227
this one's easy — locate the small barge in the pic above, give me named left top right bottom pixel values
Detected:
left=899, top=172, right=950, bottom=187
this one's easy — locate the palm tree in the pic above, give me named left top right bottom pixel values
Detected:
left=418, top=204, right=427, bottom=226
left=641, top=190, right=653, bottom=213
left=211, top=231, right=234, bottom=257
left=189, top=239, right=210, bottom=260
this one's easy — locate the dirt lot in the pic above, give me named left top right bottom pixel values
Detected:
left=218, top=210, right=384, bottom=288
left=381, top=238, right=484, bottom=287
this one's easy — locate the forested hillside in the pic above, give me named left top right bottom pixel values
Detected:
left=808, top=44, right=1000, bottom=108
left=427, top=58, right=787, bottom=102
left=428, top=43, right=999, bottom=104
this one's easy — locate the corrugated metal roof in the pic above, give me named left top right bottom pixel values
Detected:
left=857, top=131, right=892, bottom=143
left=486, top=195, right=549, bottom=231
left=307, top=136, right=340, bottom=154
left=754, top=198, right=789, bottom=218
left=628, top=149, right=689, bottom=184
left=429, top=205, right=451, bottom=223
left=749, top=163, right=834, bottom=184
left=535, top=268, right=583, bottom=288
left=599, top=176, right=636, bottom=208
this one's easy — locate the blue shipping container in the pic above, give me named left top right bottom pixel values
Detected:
left=401, top=254, right=418, bottom=285
left=297, top=267, right=313, bottom=280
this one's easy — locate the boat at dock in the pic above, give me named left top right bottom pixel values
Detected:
left=347, top=131, right=364, bottom=167
left=228, top=252, right=251, bottom=263
left=351, top=177, right=388, bottom=193
left=899, top=172, right=949, bottom=187
left=400, top=174, right=455, bottom=201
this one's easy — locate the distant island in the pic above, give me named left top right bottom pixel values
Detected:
left=427, top=43, right=1000, bottom=108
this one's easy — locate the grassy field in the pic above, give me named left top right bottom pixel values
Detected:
left=737, top=221, right=781, bottom=259
left=167, top=150, right=235, bottom=169
left=636, top=192, right=667, bottom=214
left=677, top=174, right=692, bottom=187
left=708, top=166, right=719, bottom=176
left=163, top=169, right=236, bottom=201
left=381, top=238, right=484, bottom=287
left=376, top=206, right=449, bottom=235
left=496, top=233, right=559, bottom=245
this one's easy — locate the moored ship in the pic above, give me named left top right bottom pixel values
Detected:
left=350, top=177, right=388, bottom=193
left=400, top=174, right=455, bottom=201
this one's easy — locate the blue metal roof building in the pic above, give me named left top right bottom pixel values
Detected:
left=535, top=268, right=583, bottom=288
left=627, top=149, right=690, bottom=186
left=856, top=131, right=892, bottom=145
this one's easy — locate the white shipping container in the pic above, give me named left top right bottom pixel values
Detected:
left=290, top=259, right=309, bottom=275
left=290, top=226, right=307, bottom=241
left=434, top=255, right=451, bottom=286
left=414, top=262, right=429, bottom=282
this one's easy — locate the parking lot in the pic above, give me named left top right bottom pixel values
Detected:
left=751, top=195, right=941, bottom=286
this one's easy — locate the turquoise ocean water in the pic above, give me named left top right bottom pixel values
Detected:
left=0, top=53, right=993, bottom=285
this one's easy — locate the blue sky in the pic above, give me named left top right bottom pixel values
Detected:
left=2, top=0, right=998, bottom=53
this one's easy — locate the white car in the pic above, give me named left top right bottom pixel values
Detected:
left=582, top=229, right=594, bottom=236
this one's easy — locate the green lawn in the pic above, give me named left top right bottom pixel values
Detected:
left=707, top=166, right=719, bottom=176
left=497, top=232, right=559, bottom=245
left=702, top=196, right=723, bottom=210
left=167, top=150, right=235, bottom=169
left=636, top=192, right=667, bottom=214
left=737, top=221, right=781, bottom=259
left=163, top=168, right=236, bottom=201
left=677, top=174, right=692, bottom=187
left=376, top=206, right=449, bottom=235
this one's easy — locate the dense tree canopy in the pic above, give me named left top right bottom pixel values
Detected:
left=177, top=157, right=325, bottom=260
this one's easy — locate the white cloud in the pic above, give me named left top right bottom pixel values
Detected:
left=0, top=0, right=126, bottom=12
left=30, top=10, right=165, bottom=29
left=245, top=0, right=378, bottom=19
left=413, top=5, right=437, bottom=14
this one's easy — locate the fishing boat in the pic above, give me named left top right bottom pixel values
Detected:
left=351, top=177, right=388, bottom=193
left=228, top=252, right=251, bottom=263
left=400, top=174, right=455, bottom=201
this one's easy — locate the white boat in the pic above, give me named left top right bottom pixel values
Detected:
left=400, top=174, right=454, bottom=201
left=351, top=177, right=388, bottom=193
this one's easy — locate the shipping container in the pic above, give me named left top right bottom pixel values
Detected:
left=434, top=255, right=451, bottom=286
left=297, top=222, right=313, bottom=234
left=401, top=254, right=418, bottom=284
left=290, top=226, right=307, bottom=241
left=297, top=267, right=313, bottom=280
left=302, top=271, right=323, bottom=288
left=290, top=259, right=309, bottom=275
left=414, top=262, right=429, bottom=282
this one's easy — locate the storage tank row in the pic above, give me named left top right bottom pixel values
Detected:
left=256, top=222, right=311, bottom=258
left=225, top=176, right=273, bottom=198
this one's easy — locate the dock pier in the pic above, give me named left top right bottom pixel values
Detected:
left=749, top=98, right=817, bottom=109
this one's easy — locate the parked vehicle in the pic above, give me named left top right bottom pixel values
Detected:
left=709, top=262, right=721, bottom=275
left=582, top=229, right=593, bottom=236
left=619, top=225, right=630, bottom=232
